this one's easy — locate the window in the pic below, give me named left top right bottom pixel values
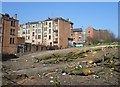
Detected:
left=13, top=38, right=14, bottom=44
left=79, top=32, right=81, bottom=34
left=11, top=21, right=16, bottom=27
left=10, top=29, right=15, bottom=35
left=49, top=22, right=51, bottom=27
left=28, top=36, right=30, bottom=39
left=32, top=40, right=34, bottom=42
left=38, top=35, right=41, bottom=39
left=46, top=22, right=47, bottom=25
left=56, top=27, right=58, bottom=30
left=26, top=36, right=28, bottom=40
left=44, top=33, right=47, bottom=37
left=10, top=38, right=14, bottom=44
left=49, top=29, right=51, bottom=34
left=35, top=35, right=37, bottom=39
left=28, top=30, right=30, bottom=34
left=44, top=28, right=47, bottom=31
left=0, top=17, right=2, bottom=24
left=38, top=29, right=41, bottom=33
left=32, top=32, right=34, bottom=36
left=11, top=21, right=13, bottom=26
left=0, top=36, right=2, bottom=42
left=49, top=35, right=51, bottom=40
left=88, top=29, right=90, bottom=33
left=56, top=33, right=58, bottom=36
left=26, top=30, right=27, bottom=34
left=22, top=31, right=25, bottom=34
left=79, top=36, right=81, bottom=39
left=36, top=29, right=37, bottom=33
left=0, top=27, right=2, bottom=33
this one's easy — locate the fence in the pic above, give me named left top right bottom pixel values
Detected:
left=17, top=43, right=59, bottom=56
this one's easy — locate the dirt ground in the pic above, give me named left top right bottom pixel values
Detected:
left=1, top=45, right=120, bottom=86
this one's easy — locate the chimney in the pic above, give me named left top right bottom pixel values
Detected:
left=5, top=13, right=10, bottom=18
left=48, top=17, right=50, bottom=19
left=13, top=14, right=17, bottom=19
left=66, top=18, right=69, bottom=21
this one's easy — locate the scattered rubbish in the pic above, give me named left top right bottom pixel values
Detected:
left=62, top=73, right=66, bottom=76
left=34, top=57, right=40, bottom=63
left=32, top=56, right=35, bottom=58
left=55, top=69, right=58, bottom=72
left=79, top=65, right=83, bottom=68
left=50, top=80, right=54, bottom=83
left=45, top=72, right=56, bottom=77
left=50, top=76, right=54, bottom=79
left=43, top=64, right=46, bottom=66
left=92, top=74, right=99, bottom=79
left=2, top=45, right=119, bottom=85
left=37, top=74, right=41, bottom=77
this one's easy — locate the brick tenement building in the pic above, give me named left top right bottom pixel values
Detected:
left=0, top=14, right=2, bottom=54
left=19, top=17, right=73, bottom=48
left=0, top=13, right=19, bottom=54
left=86, top=26, right=112, bottom=44
left=71, top=28, right=83, bottom=44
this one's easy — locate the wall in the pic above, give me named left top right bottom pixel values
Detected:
left=58, top=19, right=72, bottom=48
left=72, top=31, right=83, bottom=44
left=2, top=17, right=19, bottom=54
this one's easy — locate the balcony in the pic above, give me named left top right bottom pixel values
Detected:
left=53, top=29, right=58, bottom=32
left=53, top=41, right=58, bottom=43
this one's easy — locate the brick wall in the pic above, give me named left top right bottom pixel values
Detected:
left=2, top=16, right=19, bottom=54
left=58, top=19, right=72, bottom=48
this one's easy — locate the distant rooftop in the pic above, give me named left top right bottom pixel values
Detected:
left=72, top=28, right=82, bottom=32
left=44, top=17, right=73, bottom=24
left=1, top=13, right=18, bottom=21
left=87, top=26, right=107, bottom=31
left=20, top=17, right=74, bottom=26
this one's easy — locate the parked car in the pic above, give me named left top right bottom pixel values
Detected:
left=75, top=43, right=83, bottom=47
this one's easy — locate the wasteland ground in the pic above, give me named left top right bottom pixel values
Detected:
left=1, top=45, right=120, bottom=86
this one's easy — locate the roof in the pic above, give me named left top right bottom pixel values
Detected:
left=1, top=13, right=19, bottom=21
left=20, top=21, right=39, bottom=26
left=44, top=17, right=74, bottom=24
left=20, top=17, right=74, bottom=26
left=29, top=21, right=39, bottom=24
left=72, top=28, right=82, bottom=32
left=87, top=27, right=107, bottom=31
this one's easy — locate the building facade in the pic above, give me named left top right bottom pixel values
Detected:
left=0, top=13, right=19, bottom=54
left=18, top=17, right=73, bottom=48
left=0, top=14, right=2, bottom=54
left=71, top=28, right=83, bottom=44
left=18, top=21, right=43, bottom=45
left=86, top=26, right=112, bottom=44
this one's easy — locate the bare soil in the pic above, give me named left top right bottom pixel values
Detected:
left=2, top=45, right=120, bottom=86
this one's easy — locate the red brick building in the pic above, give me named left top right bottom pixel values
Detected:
left=71, top=28, right=83, bottom=44
left=86, top=26, right=112, bottom=44
left=0, top=13, right=19, bottom=54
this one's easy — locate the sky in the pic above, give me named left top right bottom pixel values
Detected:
left=2, top=2, right=118, bottom=37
